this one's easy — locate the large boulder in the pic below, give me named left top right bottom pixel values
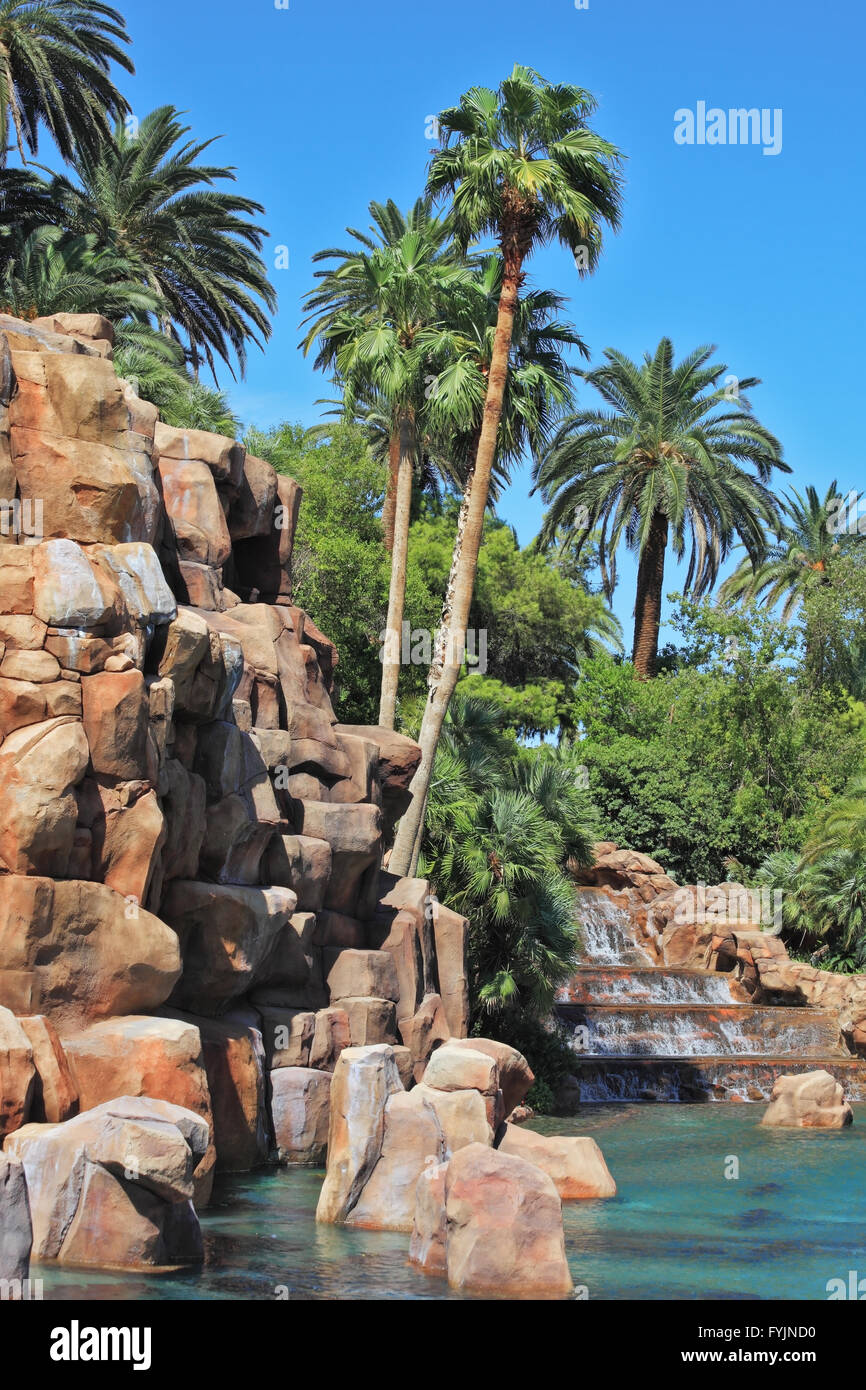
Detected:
left=423, top=1142, right=573, bottom=1298
left=445, top=1037, right=534, bottom=1116
left=315, top=1044, right=403, bottom=1225
left=346, top=1089, right=446, bottom=1232
left=0, top=716, right=89, bottom=876
left=761, top=1070, right=854, bottom=1130
left=498, top=1124, right=616, bottom=1199
left=0, top=1153, right=32, bottom=1282
left=334, top=724, right=421, bottom=840
left=170, top=1012, right=268, bottom=1172
left=62, top=1015, right=215, bottom=1205
left=161, top=881, right=296, bottom=1015
left=0, top=877, right=181, bottom=1031
left=4, top=1096, right=207, bottom=1269
left=16, top=1014, right=78, bottom=1124
left=270, top=1067, right=331, bottom=1164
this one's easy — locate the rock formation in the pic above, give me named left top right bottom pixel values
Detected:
left=0, top=310, right=470, bottom=1272
left=760, top=1070, right=854, bottom=1130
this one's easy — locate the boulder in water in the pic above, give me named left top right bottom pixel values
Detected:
left=761, top=1069, right=853, bottom=1129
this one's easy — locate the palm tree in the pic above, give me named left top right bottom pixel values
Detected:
left=535, top=339, right=788, bottom=678
left=301, top=198, right=475, bottom=729
left=396, top=268, right=593, bottom=870
left=719, top=482, right=864, bottom=619
left=0, top=0, right=132, bottom=167
left=0, top=224, right=159, bottom=318
left=14, top=106, right=275, bottom=375
left=389, top=65, right=623, bottom=876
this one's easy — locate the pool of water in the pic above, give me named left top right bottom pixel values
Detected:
left=35, top=1104, right=866, bottom=1301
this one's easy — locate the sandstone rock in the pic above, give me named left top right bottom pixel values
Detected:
left=312, top=910, right=365, bottom=948
left=252, top=910, right=325, bottom=1008
left=340, top=996, right=398, bottom=1047
left=327, top=949, right=399, bottom=1005
left=761, top=1070, right=854, bottom=1130
left=270, top=1066, right=331, bottom=1164
left=84, top=782, right=166, bottom=906
left=335, top=724, right=421, bottom=839
left=0, top=674, right=81, bottom=734
left=423, top=1045, right=499, bottom=1096
left=410, top=1082, right=492, bottom=1153
left=400, top=992, right=451, bottom=1082
left=154, top=421, right=244, bottom=486
left=498, top=1123, right=616, bottom=1199
left=0, top=648, right=59, bottom=681
left=259, top=1007, right=315, bottom=1069
left=432, top=901, right=470, bottom=1038
left=81, top=669, right=149, bottom=781
left=442, top=1142, right=573, bottom=1297
left=12, top=430, right=145, bottom=543
left=228, top=454, right=277, bottom=539
left=0, top=877, right=181, bottom=1030
left=89, top=542, right=176, bottom=629
left=0, top=716, right=89, bottom=875
left=298, top=801, right=382, bottom=917
left=5, top=1096, right=207, bottom=1268
left=32, top=539, right=116, bottom=628
left=167, top=1012, right=268, bottom=1172
left=159, top=759, right=207, bottom=881
left=0, top=547, right=35, bottom=614
left=315, top=1044, right=403, bottom=1224
left=16, top=1015, right=78, bottom=1124
left=161, top=881, right=296, bottom=1015
left=308, top=1006, right=351, bottom=1072
left=408, top=1158, right=448, bottom=1276
left=0, top=614, right=47, bottom=650
left=0, top=1005, right=35, bottom=1139
left=0, top=1154, right=32, bottom=1281
left=264, top=833, right=332, bottom=912
left=158, top=455, right=232, bottom=567
left=347, top=1088, right=445, bottom=1231
left=445, top=1038, right=534, bottom=1116
left=63, top=1015, right=215, bottom=1204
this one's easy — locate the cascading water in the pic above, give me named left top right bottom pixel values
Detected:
left=555, top=889, right=866, bottom=1102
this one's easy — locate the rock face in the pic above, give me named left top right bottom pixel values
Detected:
left=761, top=1070, right=854, bottom=1129
left=411, top=1142, right=574, bottom=1298
left=498, top=1124, right=617, bottom=1199
left=0, top=310, right=472, bottom=1271
left=4, top=1096, right=207, bottom=1269
left=0, top=1153, right=32, bottom=1280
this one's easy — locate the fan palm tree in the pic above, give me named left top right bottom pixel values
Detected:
left=0, top=224, right=159, bottom=319
left=301, top=198, right=476, bottom=729
left=535, top=339, right=788, bottom=678
left=15, top=106, right=275, bottom=375
left=719, top=482, right=864, bottom=619
left=0, top=0, right=132, bottom=167
left=390, top=64, right=623, bottom=876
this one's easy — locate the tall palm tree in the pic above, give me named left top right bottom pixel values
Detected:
left=0, top=224, right=159, bottom=318
left=390, top=66, right=623, bottom=875
left=396, top=268, right=592, bottom=870
left=0, top=0, right=132, bottom=167
left=719, top=482, right=864, bottom=619
left=14, top=106, right=275, bottom=375
left=301, top=199, right=475, bottom=728
left=535, top=339, right=788, bottom=678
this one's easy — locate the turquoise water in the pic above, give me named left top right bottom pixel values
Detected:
left=35, top=1104, right=866, bottom=1301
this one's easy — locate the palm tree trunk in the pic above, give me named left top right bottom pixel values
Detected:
left=378, top=406, right=415, bottom=729
left=381, top=426, right=400, bottom=552
left=632, top=510, right=668, bottom=678
left=390, top=260, right=522, bottom=876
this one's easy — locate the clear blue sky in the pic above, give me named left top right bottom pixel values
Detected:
left=115, top=0, right=864, bottom=641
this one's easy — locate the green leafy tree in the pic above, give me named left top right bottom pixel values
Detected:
left=536, top=339, right=788, bottom=677
left=0, top=0, right=132, bottom=166
left=0, top=224, right=158, bottom=318
left=391, top=65, right=623, bottom=875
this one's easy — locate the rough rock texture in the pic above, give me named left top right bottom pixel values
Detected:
left=4, top=1096, right=207, bottom=1269
left=270, top=1066, right=331, bottom=1164
left=315, top=1044, right=403, bottom=1224
left=411, top=1141, right=573, bottom=1298
left=0, top=312, right=473, bottom=1268
left=498, top=1123, right=617, bottom=1199
left=761, top=1070, right=854, bottom=1129
left=0, top=1153, right=32, bottom=1280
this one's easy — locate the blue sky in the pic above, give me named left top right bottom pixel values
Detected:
left=112, top=0, right=865, bottom=641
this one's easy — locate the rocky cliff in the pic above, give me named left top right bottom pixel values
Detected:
left=0, top=310, right=475, bottom=1269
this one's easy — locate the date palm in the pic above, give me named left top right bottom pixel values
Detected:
left=719, top=482, right=864, bottom=620
left=390, top=65, right=623, bottom=875
left=0, top=224, right=159, bottom=318
left=23, top=106, right=275, bottom=375
left=0, top=0, right=132, bottom=166
left=301, top=199, right=474, bottom=728
left=535, top=339, right=788, bottom=678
